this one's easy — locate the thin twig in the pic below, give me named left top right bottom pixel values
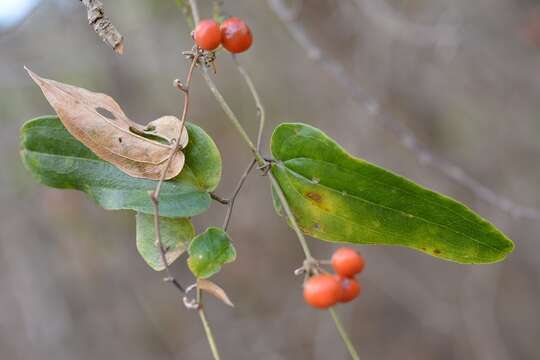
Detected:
left=204, top=56, right=360, bottom=358
left=329, top=308, right=361, bottom=360
left=354, top=0, right=458, bottom=47
left=186, top=1, right=360, bottom=358
left=149, top=53, right=199, bottom=296
left=201, top=68, right=262, bottom=163
left=223, top=159, right=257, bottom=231
left=267, top=0, right=540, bottom=221
left=197, top=289, right=221, bottom=360
left=268, top=172, right=313, bottom=260
left=232, top=55, right=266, bottom=151
left=79, top=0, right=124, bottom=54
left=178, top=5, right=223, bottom=359
left=188, top=0, right=201, bottom=24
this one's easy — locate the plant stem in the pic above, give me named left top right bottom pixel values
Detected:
left=329, top=308, right=361, bottom=360
left=188, top=0, right=201, bottom=24
left=268, top=172, right=313, bottom=260
left=223, top=159, right=257, bottom=231
left=197, top=289, right=222, bottom=360
left=231, top=55, right=266, bottom=151
left=186, top=1, right=359, bottom=359
left=201, top=69, right=264, bottom=164
left=149, top=52, right=199, bottom=296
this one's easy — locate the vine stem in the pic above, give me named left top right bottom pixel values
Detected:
left=150, top=52, right=199, bottom=296
left=268, top=172, right=313, bottom=260
left=185, top=2, right=360, bottom=358
left=185, top=1, right=360, bottom=358
left=197, top=289, right=222, bottom=360
left=231, top=55, right=265, bottom=152
left=223, top=159, right=257, bottom=231
left=201, top=68, right=263, bottom=164
left=148, top=24, right=222, bottom=360
left=329, top=308, right=361, bottom=360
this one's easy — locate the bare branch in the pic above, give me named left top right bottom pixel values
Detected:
left=149, top=52, right=200, bottom=299
left=80, top=0, right=124, bottom=55
left=267, top=0, right=540, bottom=221
left=231, top=55, right=266, bottom=152
left=223, top=159, right=257, bottom=231
left=354, top=0, right=459, bottom=48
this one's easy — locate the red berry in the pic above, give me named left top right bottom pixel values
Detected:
left=336, top=276, right=361, bottom=303
left=220, top=17, right=253, bottom=53
left=303, top=274, right=341, bottom=309
left=194, top=19, right=222, bottom=51
left=331, top=247, right=365, bottom=277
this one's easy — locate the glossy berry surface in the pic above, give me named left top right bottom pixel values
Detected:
left=220, top=17, right=253, bottom=53
left=336, top=276, right=361, bottom=303
left=303, top=274, right=341, bottom=309
left=331, top=247, right=365, bottom=277
left=194, top=19, right=222, bottom=51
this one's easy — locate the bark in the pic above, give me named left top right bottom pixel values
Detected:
left=80, top=0, right=124, bottom=54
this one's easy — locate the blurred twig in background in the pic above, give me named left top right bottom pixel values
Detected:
left=354, top=0, right=458, bottom=48
left=267, top=0, right=540, bottom=221
left=79, top=0, right=123, bottom=55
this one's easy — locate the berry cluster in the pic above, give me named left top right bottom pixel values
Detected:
left=303, top=248, right=365, bottom=309
left=193, top=17, right=253, bottom=53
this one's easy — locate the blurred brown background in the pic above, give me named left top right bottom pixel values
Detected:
left=1, top=0, right=539, bottom=359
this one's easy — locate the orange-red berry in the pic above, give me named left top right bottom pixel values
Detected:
left=336, top=276, right=361, bottom=303
left=331, top=247, right=365, bottom=277
left=303, top=274, right=341, bottom=309
left=194, top=19, right=222, bottom=51
left=220, top=17, right=253, bottom=53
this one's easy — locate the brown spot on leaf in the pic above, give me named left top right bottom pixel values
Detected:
left=306, top=192, right=322, bottom=203
left=433, top=249, right=441, bottom=254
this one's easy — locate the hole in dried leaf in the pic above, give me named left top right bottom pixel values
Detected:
left=96, top=107, right=117, bottom=120
left=129, top=126, right=170, bottom=145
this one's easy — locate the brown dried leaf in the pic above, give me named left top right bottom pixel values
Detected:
left=197, top=279, right=235, bottom=307
left=142, top=116, right=189, bottom=147
left=25, top=67, right=187, bottom=180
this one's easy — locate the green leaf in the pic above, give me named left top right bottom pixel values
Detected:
left=270, top=123, right=514, bottom=264
left=188, top=227, right=236, bottom=279
left=20, top=116, right=221, bottom=217
left=136, top=213, right=195, bottom=271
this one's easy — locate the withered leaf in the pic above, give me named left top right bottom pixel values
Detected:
left=25, top=67, right=187, bottom=180
left=197, top=279, right=235, bottom=307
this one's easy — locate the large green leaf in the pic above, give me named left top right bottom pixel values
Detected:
left=270, top=123, right=514, bottom=264
left=20, top=116, right=221, bottom=217
left=136, top=213, right=195, bottom=271
left=188, top=227, right=236, bottom=279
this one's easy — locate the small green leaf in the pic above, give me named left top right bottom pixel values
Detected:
left=136, top=213, right=195, bottom=271
left=270, top=123, right=514, bottom=264
left=20, top=116, right=221, bottom=217
left=188, top=228, right=236, bottom=279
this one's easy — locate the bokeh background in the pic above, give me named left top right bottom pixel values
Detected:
left=1, top=0, right=539, bottom=359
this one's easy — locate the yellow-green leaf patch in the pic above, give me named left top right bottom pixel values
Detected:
left=188, top=228, right=236, bottom=278
left=270, top=123, right=514, bottom=264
